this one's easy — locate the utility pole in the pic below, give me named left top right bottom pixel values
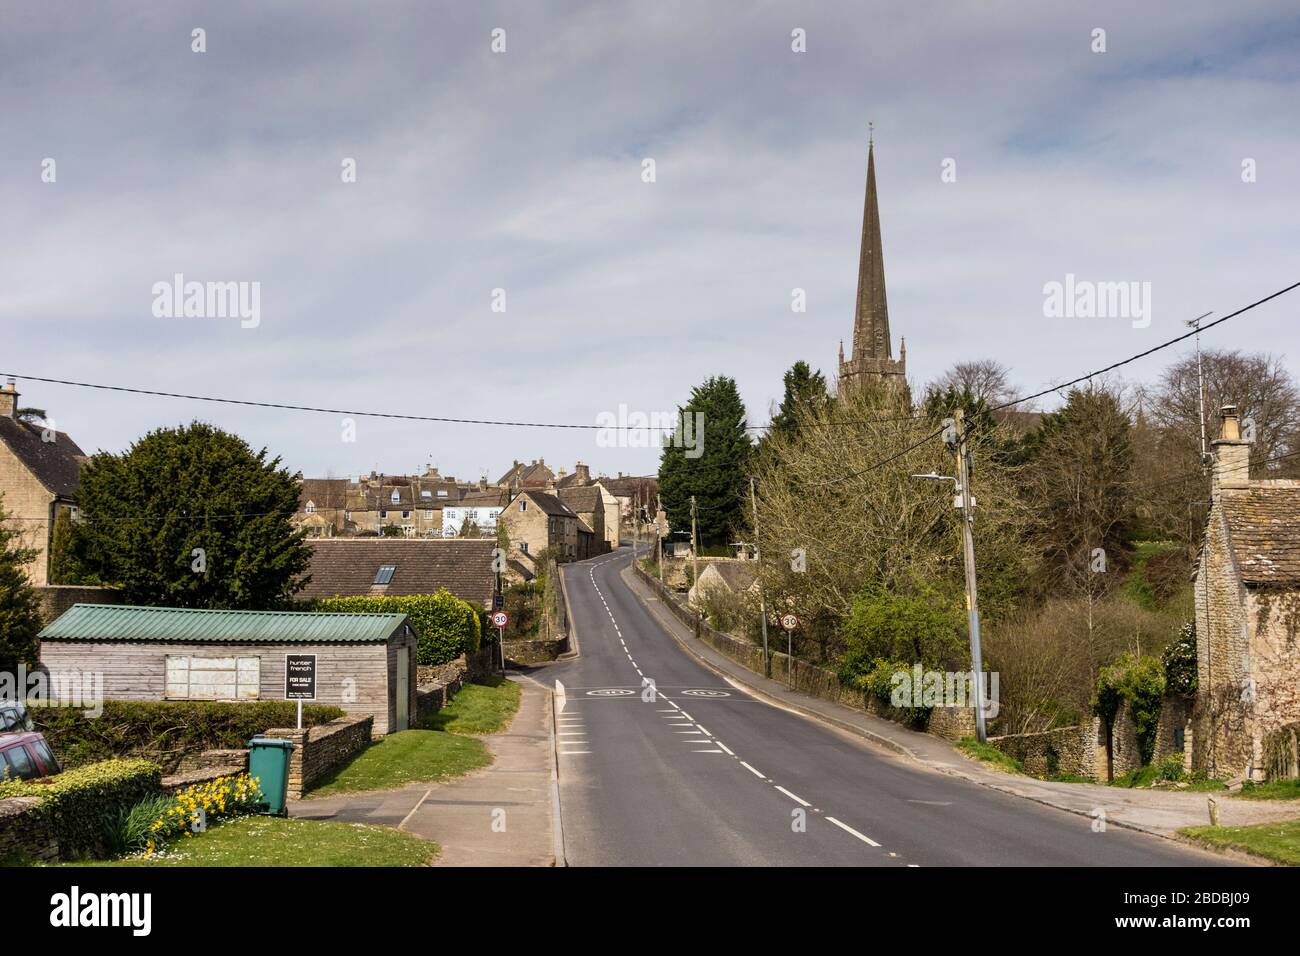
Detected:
left=656, top=493, right=664, bottom=580
left=953, top=409, right=988, bottom=743
left=749, top=477, right=771, bottom=677
left=1188, top=312, right=1213, bottom=470
left=689, top=495, right=700, bottom=587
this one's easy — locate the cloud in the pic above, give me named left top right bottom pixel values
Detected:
left=3, top=0, right=1298, bottom=478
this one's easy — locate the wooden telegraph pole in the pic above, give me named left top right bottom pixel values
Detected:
left=952, top=408, right=988, bottom=742
left=689, top=495, right=700, bottom=587
left=749, top=477, right=771, bottom=677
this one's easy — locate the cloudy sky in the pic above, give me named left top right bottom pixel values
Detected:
left=4, top=1, right=1299, bottom=481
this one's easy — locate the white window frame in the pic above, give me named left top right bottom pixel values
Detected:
left=165, top=655, right=260, bottom=700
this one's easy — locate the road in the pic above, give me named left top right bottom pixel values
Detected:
left=547, top=547, right=1228, bottom=867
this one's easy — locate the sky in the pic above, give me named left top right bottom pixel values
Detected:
left=4, top=1, right=1299, bottom=481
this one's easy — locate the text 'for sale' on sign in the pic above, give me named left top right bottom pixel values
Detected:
left=285, top=654, right=317, bottom=700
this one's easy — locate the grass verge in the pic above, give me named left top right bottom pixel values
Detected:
left=48, top=816, right=437, bottom=867
left=1180, top=819, right=1300, bottom=866
left=422, top=676, right=521, bottom=734
left=305, top=678, right=521, bottom=797
left=956, top=737, right=1023, bottom=774
left=307, top=730, right=490, bottom=797
left=1236, top=778, right=1300, bottom=801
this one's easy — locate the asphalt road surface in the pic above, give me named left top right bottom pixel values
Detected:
left=547, top=547, right=1229, bottom=867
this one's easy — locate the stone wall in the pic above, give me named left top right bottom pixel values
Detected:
left=34, top=585, right=121, bottom=625
left=1152, top=694, right=1193, bottom=768
left=176, top=749, right=250, bottom=773
left=503, top=638, right=565, bottom=664
left=265, top=714, right=374, bottom=799
left=989, top=721, right=1103, bottom=780
left=0, top=796, right=57, bottom=863
left=1110, top=700, right=1144, bottom=778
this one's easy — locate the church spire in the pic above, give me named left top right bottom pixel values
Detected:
left=851, top=133, right=891, bottom=362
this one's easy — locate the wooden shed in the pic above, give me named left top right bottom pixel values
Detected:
left=38, top=604, right=417, bottom=735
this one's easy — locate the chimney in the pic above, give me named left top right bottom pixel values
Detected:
left=574, top=462, right=590, bottom=484
left=478, top=476, right=487, bottom=491
left=1212, top=405, right=1251, bottom=494
left=0, top=377, right=17, bottom=420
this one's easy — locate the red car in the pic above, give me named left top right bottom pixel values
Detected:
left=0, top=731, right=62, bottom=782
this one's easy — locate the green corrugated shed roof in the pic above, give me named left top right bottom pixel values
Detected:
left=39, top=604, right=408, bottom=644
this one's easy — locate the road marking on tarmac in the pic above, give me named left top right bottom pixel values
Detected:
left=825, top=816, right=881, bottom=847
left=582, top=550, right=909, bottom=863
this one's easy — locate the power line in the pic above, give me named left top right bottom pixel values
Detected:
left=986, top=279, right=1300, bottom=415
left=0, top=371, right=923, bottom=433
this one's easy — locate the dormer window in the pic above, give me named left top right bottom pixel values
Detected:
left=373, top=565, right=396, bottom=585
left=390, top=490, right=400, bottom=504
left=437, top=489, right=449, bottom=498
left=305, top=501, right=317, bottom=514
left=421, top=490, right=432, bottom=500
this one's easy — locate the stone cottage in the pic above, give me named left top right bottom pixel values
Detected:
left=1193, top=405, right=1300, bottom=780
left=0, top=380, right=85, bottom=587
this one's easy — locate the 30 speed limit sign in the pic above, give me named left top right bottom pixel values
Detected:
left=779, top=613, right=800, bottom=632
left=491, top=611, right=509, bottom=628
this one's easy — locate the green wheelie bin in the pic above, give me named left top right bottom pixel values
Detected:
left=247, top=736, right=295, bottom=816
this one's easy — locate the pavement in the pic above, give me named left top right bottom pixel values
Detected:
left=545, top=546, right=1254, bottom=866
left=290, top=675, right=557, bottom=866
left=621, top=560, right=1300, bottom=841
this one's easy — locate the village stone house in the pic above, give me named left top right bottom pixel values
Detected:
left=497, top=458, right=554, bottom=491
left=1194, top=405, right=1300, bottom=781
left=498, top=490, right=580, bottom=577
left=294, top=477, right=350, bottom=537
left=0, top=382, right=85, bottom=587
left=557, top=485, right=610, bottom=559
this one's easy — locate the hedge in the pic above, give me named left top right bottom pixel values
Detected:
left=0, top=758, right=161, bottom=859
left=35, top=700, right=344, bottom=773
left=312, top=591, right=482, bottom=665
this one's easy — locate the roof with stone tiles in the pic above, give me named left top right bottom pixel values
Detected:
left=1221, top=486, right=1300, bottom=587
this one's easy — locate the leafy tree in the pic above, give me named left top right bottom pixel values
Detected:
left=658, top=376, right=752, bottom=547
left=313, top=592, right=480, bottom=665
left=1018, top=384, right=1136, bottom=594
left=766, top=361, right=827, bottom=444
left=839, top=581, right=967, bottom=674
left=1094, top=653, right=1165, bottom=765
left=0, top=495, right=43, bottom=673
left=73, top=422, right=311, bottom=609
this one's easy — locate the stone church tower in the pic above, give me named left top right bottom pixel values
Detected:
left=838, top=136, right=907, bottom=393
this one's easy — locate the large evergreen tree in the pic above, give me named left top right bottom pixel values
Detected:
left=74, top=422, right=312, bottom=608
left=658, top=376, right=752, bottom=548
left=767, top=361, right=828, bottom=444
left=0, top=495, right=43, bottom=673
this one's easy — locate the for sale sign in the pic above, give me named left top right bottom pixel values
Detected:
left=285, top=654, right=317, bottom=700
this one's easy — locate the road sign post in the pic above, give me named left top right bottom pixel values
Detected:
left=491, top=610, right=509, bottom=674
left=779, top=614, right=799, bottom=689
left=284, top=653, right=317, bottom=730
